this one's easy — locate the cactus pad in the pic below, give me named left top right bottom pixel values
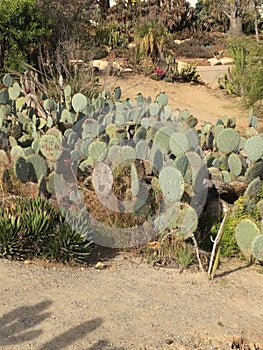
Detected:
left=72, top=93, right=87, bottom=113
left=169, top=132, right=190, bottom=157
left=159, top=166, right=184, bottom=202
left=39, top=135, right=62, bottom=162
left=235, top=219, right=260, bottom=259
left=244, top=161, right=263, bottom=182
left=244, top=177, right=262, bottom=198
left=88, top=141, right=107, bottom=162
left=14, top=157, right=29, bottom=183
left=244, top=136, right=263, bottom=162
left=228, top=153, right=242, bottom=177
left=27, top=154, right=47, bottom=183
left=252, top=235, right=263, bottom=262
left=216, top=128, right=240, bottom=154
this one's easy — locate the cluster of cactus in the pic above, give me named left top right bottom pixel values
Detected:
left=1, top=72, right=263, bottom=250
left=50, top=88, right=208, bottom=246
left=199, top=114, right=263, bottom=185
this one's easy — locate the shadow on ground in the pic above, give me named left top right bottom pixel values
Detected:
left=0, top=300, right=52, bottom=346
left=0, top=300, right=125, bottom=349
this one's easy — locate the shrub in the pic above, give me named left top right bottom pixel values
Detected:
left=220, top=38, right=263, bottom=111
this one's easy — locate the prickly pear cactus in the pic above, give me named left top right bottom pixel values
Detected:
left=14, top=157, right=29, bottom=183
left=169, top=132, right=190, bottom=157
left=88, top=141, right=108, bottom=162
left=27, top=154, right=47, bottom=183
left=72, top=93, right=87, bottom=113
left=228, top=153, right=242, bottom=177
left=244, top=136, right=263, bottom=163
left=235, top=219, right=261, bottom=259
left=252, top=235, right=263, bottom=262
left=159, top=166, right=184, bottom=203
left=216, top=128, right=240, bottom=154
left=244, top=177, right=262, bottom=198
left=39, top=135, right=62, bottom=162
left=244, top=161, right=263, bottom=182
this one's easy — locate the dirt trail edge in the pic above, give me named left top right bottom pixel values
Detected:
left=1, top=256, right=263, bottom=350
left=105, top=74, right=249, bottom=132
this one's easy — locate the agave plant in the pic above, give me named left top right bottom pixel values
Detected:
left=45, top=221, right=93, bottom=265
left=0, top=210, right=24, bottom=260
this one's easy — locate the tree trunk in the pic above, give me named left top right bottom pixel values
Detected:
left=0, top=39, right=6, bottom=71
left=252, top=0, right=260, bottom=42
left=99, top=0, right=110, bottom=20
left=228, top=15, right=243, bottom=36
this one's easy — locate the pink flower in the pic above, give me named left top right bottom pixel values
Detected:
left=154, top=68, right=164, bottom=76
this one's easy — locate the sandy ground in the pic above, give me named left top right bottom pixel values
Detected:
left=0, top=255, right=263, bottom=350
left=104, top=74, right=250, bottom=132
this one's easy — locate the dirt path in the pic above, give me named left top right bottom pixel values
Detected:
left=105, top=74, right=249, bottom=132
left=0, top=255, right=263, bottom=350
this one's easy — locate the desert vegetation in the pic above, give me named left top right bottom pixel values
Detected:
left=0, top=0, right=263, bottom=277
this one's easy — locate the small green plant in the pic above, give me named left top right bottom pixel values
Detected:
left=180, top=64, right=200, bottom=83
left=174, top=244, right=196, bottom=269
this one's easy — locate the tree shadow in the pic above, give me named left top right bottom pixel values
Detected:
left=38, top=317, right=103, bottom=350
left=0, top=300, right=125, bottom=349
left=215, top=262, right=253, bottom=279
left=0, top=300, right=52, bottom=346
